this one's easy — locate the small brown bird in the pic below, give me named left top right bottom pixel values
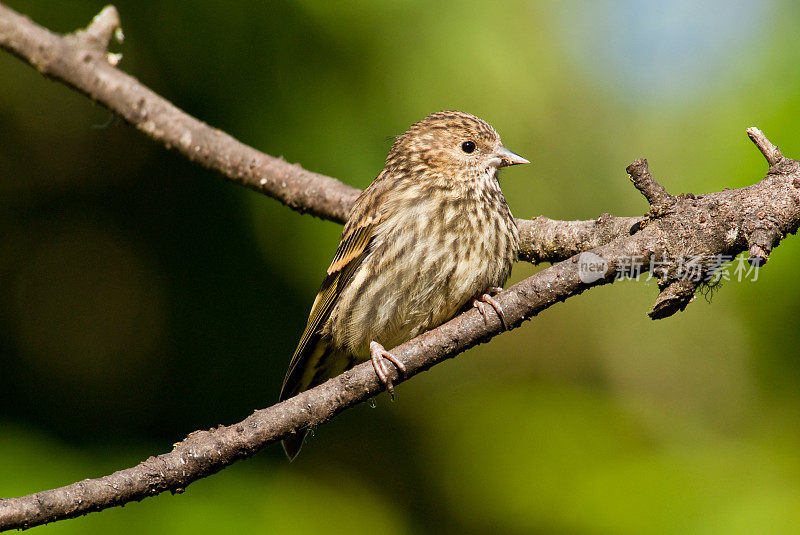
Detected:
left=279, top=110, right=529, bottom=459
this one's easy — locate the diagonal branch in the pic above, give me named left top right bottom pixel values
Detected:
left=0, top=3, right=359, bottom=224
left=747, top=126, right=784, bottom=168
left=3, top=3, right=800, bottom=531
left=4, top=136, right=800, bottom=529
left=0, top=2, right=630, bottom=263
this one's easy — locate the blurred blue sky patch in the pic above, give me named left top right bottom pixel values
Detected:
left=559, top=0, right=773, bottom=102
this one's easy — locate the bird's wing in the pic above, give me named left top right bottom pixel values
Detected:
left=279, top=205, right=381, bottom=401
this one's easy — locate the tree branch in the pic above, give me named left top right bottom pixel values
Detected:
left=3, top=3, right=800, bottom=531
left=0, top=2, right=630, bottom=263
left=516, top=215, right=644, bottom=263
left=627, top=158, right=675, bottom=215
left=747, top=126, right=784, bottom=168
left=4, top=139, right=800, bottom=528
left=0, top=3, right=360, bottom=223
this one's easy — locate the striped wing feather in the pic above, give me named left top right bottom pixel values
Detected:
left=279, top=214, right=378, bottom=400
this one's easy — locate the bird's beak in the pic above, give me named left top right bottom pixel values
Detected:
left=493, top=145, right=530, bottom=167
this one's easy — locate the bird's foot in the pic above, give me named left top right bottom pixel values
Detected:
left=471, top=286, right=507, bottom=330
left=369, top=341, right=406, bottom=398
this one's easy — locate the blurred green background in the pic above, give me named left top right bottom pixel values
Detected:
left=3, top=0, right=800, bottom=533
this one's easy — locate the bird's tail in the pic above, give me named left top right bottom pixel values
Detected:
left=279, top=340, right=352, bottom=460
left=281, top=429, right=306, bottom=461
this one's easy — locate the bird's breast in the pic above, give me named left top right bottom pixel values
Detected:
left=327, top=183, right=518, bottom=359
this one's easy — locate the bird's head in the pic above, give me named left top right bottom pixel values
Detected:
left=385, top=110, right=529, bottom=184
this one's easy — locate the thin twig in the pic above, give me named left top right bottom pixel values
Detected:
left=747, top=127, right=783, bottom=167
left=626, top=158, right=674, bottom=211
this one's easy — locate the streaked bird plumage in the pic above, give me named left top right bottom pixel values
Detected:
left=279, top=111, right=528, bottom=459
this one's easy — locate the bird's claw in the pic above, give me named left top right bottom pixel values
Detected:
left=472, top=287, right=507, bottom=330
left=369, top=341, right=406, bottom=398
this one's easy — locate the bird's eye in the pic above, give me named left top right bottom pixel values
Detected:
left=461, top=141, right=476, bottom=154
